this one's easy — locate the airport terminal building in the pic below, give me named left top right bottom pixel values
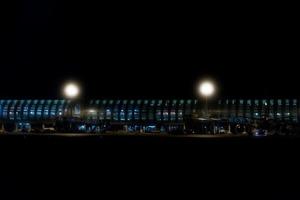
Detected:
left=1, top=98, right=299, bottom=123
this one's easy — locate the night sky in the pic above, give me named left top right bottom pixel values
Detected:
left=1, top=1, right=299, bottom=99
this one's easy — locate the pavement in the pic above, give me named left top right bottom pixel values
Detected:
left=0, top=131, right=299, bottom=199
left=0, top=130, right=251, bottom=136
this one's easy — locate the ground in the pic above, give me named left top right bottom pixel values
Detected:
left=0, top=133, right=299, bottom=199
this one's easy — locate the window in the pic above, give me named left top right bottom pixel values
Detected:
left=113, top=107, right=119, bottom=121
left=178, top=100, right=184, bottom=120
left=276, top=99, right=283, bottom=119
left=156, top=109, right=162, bottom=121
left=134, top=100, right=141, bottom=120
left=9, top=111, right=14, bottom=120
left=156, top=100, right=162, bottom=121
left=89, top=109, right=98, bottom=120
left=99, top=109, right=105, bottom=120
left=43, top=101, right=51, bottom=118
left=163, top=109, right=169, bottom=121
left=57, top=104, right=64, bottom=116
left=134, top=109, right=140, bottom=120
left=16, top=100, right=24, bottom=120
left=9, top=104, right=16, bottom=120
left=278, top=99, right=282, bottom=106
left=238, top=99, right=244, bottom=117
left=178, top=110, right=183, bottom=121
left=253, top=100, right=260, bottom=119
left=141, top=100, right=148, bottom=121
left=105, top=109, right=112, bottom=120
left=285, top=99, right=290, bottom=106
left=50, top=101, right=58, bottom=117
left=293, top=99, right=297, bottom=106
left=292, top=99, right=298, bottom=121
left=9, top=108, right=15, bottom=120
left=105, top=100, right=113, bottom=120
left=148, top=100, right=155, bottom=120
left=284, top=100, right=291, bottom=119
left=127, top=100, right=134, bottom=121
left=170, top=110, right=176, bottom=121
left=127, top=109, right=133, bottom=121
left=0, top=102, right=3, bottom=119
left=284, top=112, right=290, bottom=119
left=120, top=109, right=126, bottom=121
left=22, top=101, right=30, bottom=119
left=185, top=100, right=192, bottom=115
left=179, top=100, right=184, bottom=106
left=113, top=100, right=120, bottom=121
left=172, top=100, right=177, bottom=107
left=2, top=103, right=9, bottom=118
left=121, top=100, right=128, bottom=118
left=150, top=100, right=155, bottom=106
left=37, top=104, right=43, bottom=118
left=245, top=100, right=251, bottom=119
left=269, top=99, right=275, bottom=119
left=98, top=100, right=106, bottom=120
left=29, top=101, right=38, bottom=119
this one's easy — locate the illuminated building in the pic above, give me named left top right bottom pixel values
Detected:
left=0, top=99, right=299, bottom=123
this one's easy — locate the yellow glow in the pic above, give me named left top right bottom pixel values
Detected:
left=199, top=81, right=215, bottom=97
left=64, top=83, right=79, bottom=98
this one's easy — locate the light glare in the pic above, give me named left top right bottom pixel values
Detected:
left=199, top=81, right=215, bottom=97
left=64, top=83, right=79, bottom=98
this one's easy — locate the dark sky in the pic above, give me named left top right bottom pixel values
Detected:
left=0, top=1, right=299, bottom=99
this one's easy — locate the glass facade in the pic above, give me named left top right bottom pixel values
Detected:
left=1, top=99, right=299, bottom=123
left=88, top=99, right=201, bottom=123
left=0, top=100, right=71, bottom=121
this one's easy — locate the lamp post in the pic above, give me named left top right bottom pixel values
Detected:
left=63, top=82, right=80, bottom=117
left=199, top=81, right=215, bottom=118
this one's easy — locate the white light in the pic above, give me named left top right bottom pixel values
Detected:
left=199, top=81, right=215, bottom=97
left=64, top=83, right=79, bottom=98
left=89, top=109, right=96, bottom=113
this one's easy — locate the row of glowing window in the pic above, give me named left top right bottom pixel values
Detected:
left=0, top=100, right=69, bottom=106
left=88, top=109, right=185, bottom=121
left=220, top=111, right=297, bottom=117
left=222, top=107, right=298, bottom=113
left=90, top=100, right=195, bottom=106
left=221, top=100, right=298, bottom=106
left=0, top=105, right=67, bottom=119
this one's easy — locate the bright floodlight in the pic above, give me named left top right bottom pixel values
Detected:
left=64, top=83, right=79, bottom=98
left=199, top=81, right=215, bottom=97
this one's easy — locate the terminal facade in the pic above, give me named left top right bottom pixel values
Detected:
left=0, top=98, right=299, bottom=123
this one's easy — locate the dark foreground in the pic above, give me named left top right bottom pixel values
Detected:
left=1, top=133, right=300, bottom=199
